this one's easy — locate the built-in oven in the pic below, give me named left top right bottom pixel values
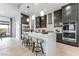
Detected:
left=63, top=22, right=75, bottom=31
left=63, top=22, right=76, bottom=42
left=63, top=33, right=75, bottom=39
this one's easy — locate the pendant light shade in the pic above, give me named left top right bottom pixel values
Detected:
left=40, top=10, right=44, bottom=16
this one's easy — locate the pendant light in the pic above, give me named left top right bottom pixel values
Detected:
left=40, top=10, right=44, bottom=16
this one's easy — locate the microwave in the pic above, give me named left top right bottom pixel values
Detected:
left=63, top=24, right=75, bottom=31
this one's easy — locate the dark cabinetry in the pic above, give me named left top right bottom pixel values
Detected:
left=36, top=15, right=47, bottom=28
left=21, top=14, right=29, bottom=39
left=41, top=15, right=47, bottom=28
left=21, top=14, right=29, bottom=24
left=36, top=16, right=41, bottom=28
left=62, top=3, right=79, bottom=46
left=62, top=3, right=78, bottom=23
left=54, top=9, right=62, bottom=27
left=56, top=33, right=62, bottom=43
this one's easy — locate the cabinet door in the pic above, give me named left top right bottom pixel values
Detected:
left=62, top=3, right=78, bottom=23
left=56, top=33, right=62, bottom=42
left=36, top=15, right=47, bottom=28
left=62, top=3, right=78, bottom=15
left=54, top=9, right=62, bottom=27
left=54, top=15, right=60, bottom=27
left=69, top=10, right=77, bottom=22
left=41, top=15, right=47, bottom=28
left=63, top=10, right=77, bottom=23
left=36, top=17, right=41, bottom=28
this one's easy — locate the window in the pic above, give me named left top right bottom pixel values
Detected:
left=0, top=25, right=10, bottom=36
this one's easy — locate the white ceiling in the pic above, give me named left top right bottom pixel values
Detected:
left=0, top=3, right=19, bottom=18
left=0, top=3, right=68, bottom=18
left=20, top=3, right=68, bottom=16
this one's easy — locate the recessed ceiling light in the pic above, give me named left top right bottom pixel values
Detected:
left=25, top=11, right=28, bottom=13
left=40, top=10, right=44, bottom=16
left=34, top=3, right=38, bottom=5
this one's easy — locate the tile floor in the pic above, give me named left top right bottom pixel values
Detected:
left=56, top=43, right=79, bottom=56
left=0, top=37, right=79, bottom=56
left=0, top=37, right=45, bottom=56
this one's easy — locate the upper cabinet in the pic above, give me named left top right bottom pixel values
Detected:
left=36, top=16, right=41, bottom=28
left=36, top=15, right=47, bottom=28
left=41, top=15, right=47, bottom=28
left=21, top=14, right=29, bottom=24
left=54, top=9, right=62, bottom=27
left=62, top=3, right=78, bottom=23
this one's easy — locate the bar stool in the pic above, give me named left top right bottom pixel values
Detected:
left=32, top=38, right=44, bottom=56
left=21, top=33, right=29, bottom=46
left=26, top=36, right=33, bottom=49
left=0, top=32, right=3, bottom=40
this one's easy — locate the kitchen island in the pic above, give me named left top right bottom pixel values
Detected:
left=23, top=32, right=56, bottom=56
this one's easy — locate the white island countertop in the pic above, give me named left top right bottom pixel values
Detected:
left=24, top=32, right=56, bottom=56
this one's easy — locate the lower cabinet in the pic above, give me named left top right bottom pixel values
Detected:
left=56, top=33, right=62, bottom=43
left=56, top=33, right=78, bottom=46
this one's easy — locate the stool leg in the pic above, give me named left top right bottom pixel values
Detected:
left=27, top=40, right=30, bottom=47
left=40, top=42, right=44, bottom=54
left=28, top=42, right=30, bottom=49
left=32, top=42, right=35, bottom=53
left=26, top=40, right=28, bottom=47
left=26, top=39, right=29, bottom=47
left=36, top=52, right=38, bottom=56
left=22, top=41, right=23, bottom=45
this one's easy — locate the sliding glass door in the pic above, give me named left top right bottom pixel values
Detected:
left=0, top=18, right=12, bottom=37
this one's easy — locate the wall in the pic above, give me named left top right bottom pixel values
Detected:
left=30, top=14, right=54, bottom=31
left=47, top=13, right=62, bottom=33
left=0, top=16, right=10, bottom=21
left=47, top=13, right=54, bottom=31
left=29, top=12, right=62, bottom=33
left=12, top=17, right=16, bottom=37
left=0, top=4, right=18, bottom=17
left=0, top=4, right=21, bottom=39
left=30, top=13, right=55, bottom=32
left=15, top=12, right=21, bottom=40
